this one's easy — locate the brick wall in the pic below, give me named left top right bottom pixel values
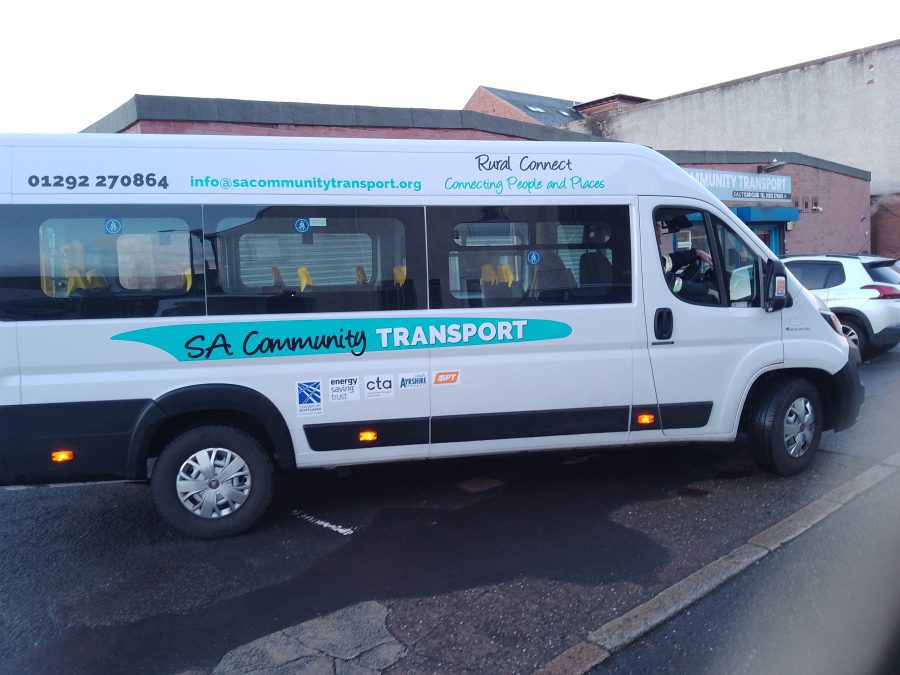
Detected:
left=126, top=120, right=526, bottom=140
left=680, top=162, right=871, bottom=255
left=463, top=87, right=537, bottom=125
left=872, top=194, right=900, bottom=258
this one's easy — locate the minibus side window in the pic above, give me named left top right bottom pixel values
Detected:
left=0, top=205, right=204, bottom=321
left=203, top=205, right=426, bottom=315
left=428, top=205, right=632, bottom=309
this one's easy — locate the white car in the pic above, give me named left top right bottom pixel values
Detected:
left=783, top=254, right=900, bottom=359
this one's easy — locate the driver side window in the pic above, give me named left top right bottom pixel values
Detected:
left=653, top=207, right=720, bottom=306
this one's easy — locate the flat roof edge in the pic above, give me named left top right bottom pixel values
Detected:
left=82, top=95, right=603, bottom=142
left=631, top=39, right=900, bottom=109
left=661, top=150, right=871, bottom=181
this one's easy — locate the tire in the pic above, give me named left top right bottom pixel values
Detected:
left=840, top=318, right=870, bottom=360
left=151, top=425, right=273, bottom=538
left=749, top=378, right=822, bottom=476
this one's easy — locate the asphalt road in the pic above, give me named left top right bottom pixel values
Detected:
left=2, top=349, right=899, bottom=674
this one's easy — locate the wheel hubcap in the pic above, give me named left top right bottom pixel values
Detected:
left=176, top=448, right=251, bottom=518
left=783, top=397, right=816, bottom=458
left=842, top=324, right=859, bottom=347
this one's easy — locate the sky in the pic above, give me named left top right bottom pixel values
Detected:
left=2, top=1, right=896, bottom=133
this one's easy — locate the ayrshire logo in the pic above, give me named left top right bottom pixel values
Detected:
left=399, top=372, right=428, bottom=389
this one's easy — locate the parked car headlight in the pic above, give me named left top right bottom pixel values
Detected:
left=807, top=290, right=844, bottom=335
left=822, top=310, right=844, bottom=335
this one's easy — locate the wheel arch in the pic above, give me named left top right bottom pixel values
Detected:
left=739, top=368, right=843, bottom=434
left=829, top=307, right=873, bottom=339
left=127, top=384, right=296, bottom=480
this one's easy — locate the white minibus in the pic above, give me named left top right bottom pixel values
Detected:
left=0, top=134, right=864, bottom=537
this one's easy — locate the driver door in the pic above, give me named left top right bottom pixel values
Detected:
left=640, top=198, right=783, bottom=436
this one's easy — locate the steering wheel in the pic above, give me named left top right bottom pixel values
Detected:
left=679, top=258, right=708, bottom=283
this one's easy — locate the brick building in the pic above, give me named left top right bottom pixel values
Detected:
left=85, top=94, right=596, bottom=143
left=86, top=94, right=869, bottom=256
left=872, top=195, right=900, bottom=257
left=549, top=42, right=900, bottom=257
left=464, top=87, right=873, bottom=256
left=464, top=86, right=585, bottom=127
left=669, top=152, right=871, bottom=256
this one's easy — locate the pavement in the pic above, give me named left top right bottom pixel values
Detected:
left=594, top=468, right=900, bottom=675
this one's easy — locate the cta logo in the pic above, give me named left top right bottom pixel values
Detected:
left=364, top=374, right=394, bottom=399
left=433, top=371, right=460, bottom=385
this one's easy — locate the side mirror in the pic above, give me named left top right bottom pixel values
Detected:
left=764, top=259, right=792, bottom=312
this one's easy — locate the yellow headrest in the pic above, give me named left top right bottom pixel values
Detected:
left=480, top=264, right=497, bottom=285
left=393, top=265, right=407, bottom=287
left=41, top=272, right=53, bottom=296
left=86, top=269, right=108, bottom=289
left=297, top=266, right=314, bottom=292
left=182, top=267, right=193, bottom=292
left=66, top=268, right=88, bottom=294
left=355, top=265, right=368, bottom=285
left=498, top=264, right=515, bottom=288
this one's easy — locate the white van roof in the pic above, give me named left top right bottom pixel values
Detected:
left=0, top=133, right=716, bottom=204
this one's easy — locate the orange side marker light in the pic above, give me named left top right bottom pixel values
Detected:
left=52, top=450, right=74, bottom=463
left=637, top=414, right=656, bottom=426
left=359, top=430, right=378, bottom=442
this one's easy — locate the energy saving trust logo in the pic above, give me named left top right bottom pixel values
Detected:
left=329, top=376, right=360, bottom=402
left=296, top=380, right=323, bottom=416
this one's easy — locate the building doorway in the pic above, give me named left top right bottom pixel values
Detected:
left=751, top=224, right=781, bottom=255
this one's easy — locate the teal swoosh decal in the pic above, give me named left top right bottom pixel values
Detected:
left=112, top=317, right=572, bottom=362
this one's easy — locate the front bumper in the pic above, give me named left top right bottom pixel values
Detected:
left=871, top=322, right=900, bottom=347
left=829, top=344, right=865, bottom=431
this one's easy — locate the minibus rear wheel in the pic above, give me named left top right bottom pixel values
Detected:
left=151, top=425, right=274, bottom=538
left=749, top=378, right=822, bottom=476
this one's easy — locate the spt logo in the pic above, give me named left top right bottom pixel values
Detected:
left=433, top=371, right=460, bottom=385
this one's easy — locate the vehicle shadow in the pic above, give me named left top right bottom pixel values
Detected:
left=16, top=443, right=747, bottom=674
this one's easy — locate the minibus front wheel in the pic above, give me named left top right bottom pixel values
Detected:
left=151, top=425, right=274, bottom=538
left=749, top=378, right=822, bottom=476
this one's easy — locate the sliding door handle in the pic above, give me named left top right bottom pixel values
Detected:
left=654, top=307, right=673, bottom=340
